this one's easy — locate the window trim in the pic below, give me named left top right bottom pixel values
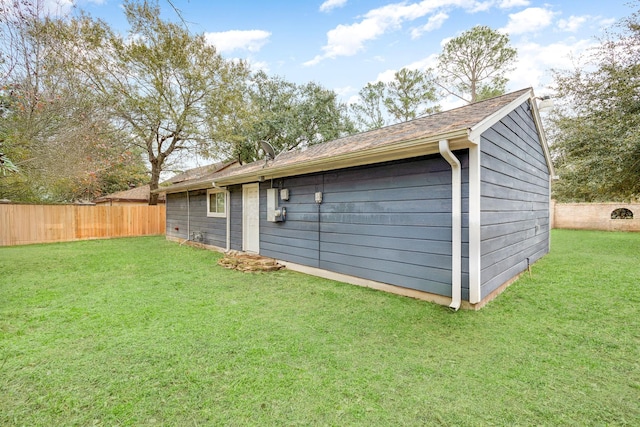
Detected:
left=206, top=188, right=227, bottom=218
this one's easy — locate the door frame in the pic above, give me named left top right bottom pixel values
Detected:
left=242, top=183, right=260, bottom=253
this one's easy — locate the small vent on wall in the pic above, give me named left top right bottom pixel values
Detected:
left=191, top=231, right=205, bottom=242
left=611, top=208, right=633, bottom=220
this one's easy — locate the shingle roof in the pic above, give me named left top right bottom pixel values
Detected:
left=158, top=160, right=240, bottom=193
left=93, top=184, right=165, bottom=203
left=164, top=162, right=230, bottom=185
left=159, top=88, right=538, bottom=192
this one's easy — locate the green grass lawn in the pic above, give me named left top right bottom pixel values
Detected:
left=1, top=230, right=639, bottom=426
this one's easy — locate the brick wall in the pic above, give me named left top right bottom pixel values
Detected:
left=551, top=201, right=640, bottom=231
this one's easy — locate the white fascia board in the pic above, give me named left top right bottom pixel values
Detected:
left=214, top=131, right=471, bottom=186
left=468, top=89, right=556, bottom=179
left=158, top=180, right=213, bottom=194
left=468, top=89, right=533, bottom=144
left=529, top=96, right=557, bottom=179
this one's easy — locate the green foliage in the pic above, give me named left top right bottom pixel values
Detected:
left=350, top=69, right=439, bottom=132
left=215, top=71, right=355, bottom=164
left=0, top=151, right=18, bottom=175
left=350, top=81, right=387, bottom=131
left=384, top=68, right=440, bottom=122
left=56, top=0, right=250, bottom=203
left=437, top=25, right=517, bottom=103
left=550, top=3, right=640, bottom=202
left=2, top=0, right=358, bottom=199
left=0, top=1, right=149, bottom=203
left=1, top=231, right=639, bottom=425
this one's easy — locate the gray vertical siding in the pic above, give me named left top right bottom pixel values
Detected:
left=258, top=154, right=470, bottom=298
left=480, top=102, right=550, bottom=298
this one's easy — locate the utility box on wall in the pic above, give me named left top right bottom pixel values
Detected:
left=267, top=188, right=286, bottom=222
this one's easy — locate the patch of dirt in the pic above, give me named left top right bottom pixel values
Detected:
left=218, top=251, right=284, bottom=272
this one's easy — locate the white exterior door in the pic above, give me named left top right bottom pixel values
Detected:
left=242, top=183, right=260, bottom=253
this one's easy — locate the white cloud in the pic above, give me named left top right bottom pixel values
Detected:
left=320, top=0, right=348, bottom=13
left=406, top=54, right=439, bottom=72
left=304, top=0, right=491, bottom=66
left=506, top=38, right=596, bottom=93
left=500, top=7, right=556, bottom=35
left=558, top=15, right=589, bottom=33
left=470, top=1, right=494, bottom=12
left=598, top=17, right=617, bottom=28
left=247, top=59, right=270, bottom=73
left=411, top=12, right=449, bottom=39
left=373, top=53, right=438, bottom=84
left=375, top=69, right=399, bottom=84
left=334, top=85, right=355, bottom=98
left=14, top=0, right=75, bottom=16
left=204, top=30, right=271, bottom=53
left=499, top=0, right=529, bottom=8
left=346, top=94, right=361, bottom=105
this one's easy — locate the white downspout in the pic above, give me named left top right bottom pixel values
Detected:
left=439, top=139, right=462, bottom=311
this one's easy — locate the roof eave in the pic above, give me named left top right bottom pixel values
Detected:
left=467, top=88, right=556, bottom=179
left=468, top=89, right=533, bottom=143
left=155, top=160, right=240, bottom=194
left=213, top=129, right=472, bottom=187
left=154, top=180, right=213, bottom=194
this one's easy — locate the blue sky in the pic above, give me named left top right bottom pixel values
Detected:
left=72, top=0, right=630, bottom=108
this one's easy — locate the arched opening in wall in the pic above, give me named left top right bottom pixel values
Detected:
left=611, top=208, right=633, bottom=219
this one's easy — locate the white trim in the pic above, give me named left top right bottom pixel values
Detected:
left=278, top=260, right=462, bottom=308
left=468, top=90, right=532, bottom=142
left=206, top=188, right=227, bottom=218
left=468, top=145, right=482, bottom=303
left=242, top=183, right=260, bottom=253
left=213, top=133, right=471, bottom=186
left=529, top=98, right=557, bottom=179
left=468, top=89, right=556, bottom=179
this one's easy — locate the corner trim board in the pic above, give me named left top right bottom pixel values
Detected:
left=468, top=144, right=482, bottom=303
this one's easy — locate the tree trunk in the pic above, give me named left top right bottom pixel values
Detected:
left=470, top=79, right=477, bottom=103
left=148, top=161, right=161, bottom=205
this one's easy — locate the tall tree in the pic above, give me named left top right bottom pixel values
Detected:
left=0, top=0, right=147, bottom=202
left=437, top=25, right=517, bottom=103
left=350, top=69, right=440, bottom=132
left=61, top=0, right=250, bottom=204
left=549, top=2, right=640, bottom=202
left=350, top=81, right=387, bottom=131
left=216, top=71, right=355, bottom=164
left=384, top=68, right=440, bottom=123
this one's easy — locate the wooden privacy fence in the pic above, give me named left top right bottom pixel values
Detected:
left=0, top=204, right=166, bottom=246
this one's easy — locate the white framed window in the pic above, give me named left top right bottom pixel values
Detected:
left=207, top=189, right=227, bottom=218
